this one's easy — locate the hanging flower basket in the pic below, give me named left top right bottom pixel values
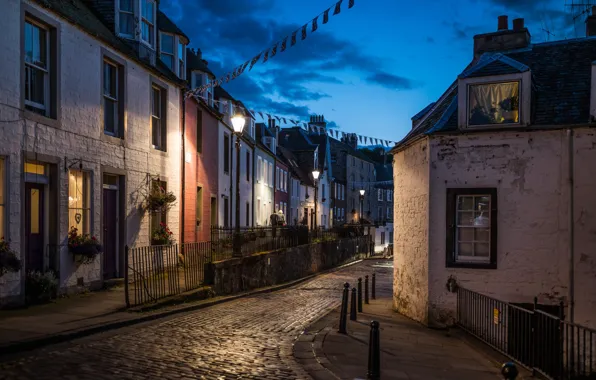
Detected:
left=68, top=227, right=102, bottom=264
left=151, top=223, right=175, bottom=246
left=0, top=238, right=21, bottom=277
left=145, top=184, right=177, bottom=213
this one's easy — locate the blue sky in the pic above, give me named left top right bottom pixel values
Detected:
left=162, top=0, right=582, bottom=143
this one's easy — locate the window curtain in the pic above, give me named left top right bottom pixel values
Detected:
left=469, top=82, right=519, bottom=125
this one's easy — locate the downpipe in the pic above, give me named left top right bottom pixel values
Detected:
left=567, top=128, right=575, bottom=323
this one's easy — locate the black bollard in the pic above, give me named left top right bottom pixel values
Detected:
left=357, top=278, right=363, bottom=312
left=501, top=362, right=518, bottom=379
left=367, top=321, right=381, bottom=380
left=350, top=288, right=357, bottom=321
left=372, top=273, right=376, bottom=300
left=338, top=282, right=350, bottom=334
left=365, top=275, right=369, bottom=304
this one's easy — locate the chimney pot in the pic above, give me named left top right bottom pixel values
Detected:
left=512, top=18, right=524, bottom=31
left=498, top=15, right=508, bottom=30
left=593, top=5, right=596, bottom=16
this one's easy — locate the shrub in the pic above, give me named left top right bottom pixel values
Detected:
left=0, top=238, right=21, bottom=277
left=26, top=271, right=58, bottom=304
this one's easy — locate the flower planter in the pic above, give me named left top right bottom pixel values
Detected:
left=70, top=243, right=102, bottom=264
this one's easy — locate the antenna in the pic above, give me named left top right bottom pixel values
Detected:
left=565, top=0, right=596, bottom=36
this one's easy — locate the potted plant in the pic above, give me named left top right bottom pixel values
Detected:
left=145, top=183, right=177, bottom=212
left=151, top=222, right=175, bottom=246
left=68, top=227, right=102, bottom=264
left=26, top=270, right=58, bottom=304
left=0, top=238, right=21, bottom=277
left=499, top=95, right=519, bottom=123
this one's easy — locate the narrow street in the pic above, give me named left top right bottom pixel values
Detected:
left=0, top=261, right=391, bottom=379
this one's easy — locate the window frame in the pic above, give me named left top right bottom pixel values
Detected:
left=177, top=39, right=186, bottom=79
left=68, top=169, right=92, bottom=235
left=116, top=0, right=135, bottom=38
left=159, top=32, right=175, bottom=71
left=467, top=81, right=521, bottom=127
left=196, top=108, right=203, bottom=153
left=223, top=133, right=230, bottom=175
left=101, top=54, right=127, bottom=138
left=446, top=187, right=498, bottom=269
left=246, top=151, right=251, bottom=181
left=151, top=83, right=167, bottom=151
left=24, top=18, right=50, bottom=116
left=140, top=0, right=156, bottom=48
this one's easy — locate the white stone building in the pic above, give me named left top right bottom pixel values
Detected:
left=391, top=16, right=596, bottom=329
left=0, top=0, right=185, bottom=303
left=254, top=123, right=276, bottom=227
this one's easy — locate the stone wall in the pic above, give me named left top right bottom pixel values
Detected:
left=206, top=237, right=368, bottom=295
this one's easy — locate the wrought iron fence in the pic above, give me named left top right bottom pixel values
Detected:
left=457, top=287, right=596, bottom=380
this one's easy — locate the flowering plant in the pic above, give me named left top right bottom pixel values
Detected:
left=68, top=227, right=102, bottom=263
left=0, top=238, right=21, bottom=276
left=145, top=184, right=177, bottom=212
left=151, top=222, right=174, bottom=245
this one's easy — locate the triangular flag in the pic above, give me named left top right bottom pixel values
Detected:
left=250, top=53, right=262, bottom=70
left=263, top=49, right=270, bottom=62
left=334, top=0, right=342, bottom=15
left=323, top=8, right=330, bottom=23
left=275, top=116, right=281, bottom=122
left=291, top=31, right=297, bottom=46
left=328, top=130, right=332, bottom=136
left=258, top=112, right=264, bottom=118
left=225, top=74, right=230, bottom=83
left=312, top=16, right=318, bottom=32
left=341, top=132, right=346, bottom=138
left=290, top=119, right=296, bottom=124
left=364, top=137, right=368, bottom=144
left=359, top=136, right=363, bottom=143
left=270, top=43, right=278, bottom=58
left=302, top=24, right=307, bottom=40
left=242, top=61, right=249, bottom=72
left=282, top=117, right=287, bottom=123
left=280, top=37, right=288, bottom=52
left=348, top=0, right=355, bottom=8
left=303, top=122, right=307, bottom=128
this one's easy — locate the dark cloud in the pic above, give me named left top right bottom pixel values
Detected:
left=366, top=72, right=417, bottom=90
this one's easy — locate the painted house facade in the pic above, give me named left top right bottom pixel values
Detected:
left=0, top=0, right=185, bottom=303
left=275, top=151, right=290, bottom=221
left=278, top=145, right=314, bottom=227
left=391, top=16, right=596, bottom=329
left=254, top=123, right=275, bottom=226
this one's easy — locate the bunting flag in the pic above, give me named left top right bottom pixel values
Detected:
left=359, top=136, right=363, bottom=143
left=334, top=0, right=342, bottom=15
left=270, top=43, right=278, bottom=58
left=349, top=0, right=355, bottom=8
left=301, top=24, right=307, bottom=40
left=323, top=8, right=330, bottom=24
left=282, top=117, right=287, bottom=123
left=263, top=50, right=270, bottom=63
left=291, top=31, right=297, bottom=46
left=280, top=37, right=288, bottom=52
left=275, top=116, right=281, bottom=122
left=249, top=53, right=261, bottom=70
left=258, top=112, right=264, bottom=119
left=312, top=16, right=318, bottom=32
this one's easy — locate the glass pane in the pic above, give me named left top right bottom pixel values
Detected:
left=469, top=82, right=519, bottom=125
left=457, top=211, right=475, bottom=226
left=144, top=0, right=154, bottom=23
left=24, top=162, right=45, bottom=175
left=474, top=211, right=490, bottom=227
left=120, top=0, right=133, bottom=12
left=475, top=243, right=490, bottom=257
left=104, top=99, right=116, bottom=133
left=160, top=54, right=174, bottom=70
left=104, top=174, right=118, bottom=187
left=152, top=117, right=161, bottom=147
left=25, top=22, right=47, bottom=68
left=30, top=188, right=40, bottom=234
left=103, top=62, right=117, bottom=97
left=457, top=242, right=473, bottom=256
left=27, top=66, right=46, bottom=106
left=178, top=42, right=184, bottom=58
left=119, top=13, right=133, bottom=35
left=161, top=34, right=174, bottom=53
left=457, top=196, right=474, bottom=211
left=475, top=196, right=490, bottom=212
left=152, top=88, right=160, bottom=117
left=474, top=228, right=490, bottom=242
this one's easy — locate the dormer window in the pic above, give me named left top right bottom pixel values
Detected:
left=118, top=0, right=134, bottom=38
left=468, top=82, right=519, bottom=126
left=140, top=0, right=156, bottom=47
left=191, top=71, right=213, bottom=106
left=178, top=40, right=186, bottom=79
left=159, top=33, right=174, bottom=70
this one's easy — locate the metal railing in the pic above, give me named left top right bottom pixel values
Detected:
left=457, top=287, right=596, bottom=380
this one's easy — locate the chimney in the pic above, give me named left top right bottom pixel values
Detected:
left=586, top=6, right=596, bottom=37
left=473, top=15, right=531, bottom=59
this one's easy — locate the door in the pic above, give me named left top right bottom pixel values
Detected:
left=25, top=183, right=44, bottom=273
left=103, top=188, right=118, bottom=279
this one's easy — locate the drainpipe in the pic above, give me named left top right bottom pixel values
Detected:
left=180, top=91, right=186, bottom=246
left=252, top=147, right=256, bottom=227
left=567, top=128, right=575, bottom=323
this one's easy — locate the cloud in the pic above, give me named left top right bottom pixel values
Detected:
left=366, top=72, right=417, bottom=90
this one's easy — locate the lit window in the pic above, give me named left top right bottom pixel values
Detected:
left=468, top=82, right=519, bottom=126
left=118, top=0, right=134, bottom=37
left=140, top=0, right=155, bottom=46
left=159, top=33, right=174, bottom=70
left=68, top=170, right=91, bottom=234
left=24, top=20, right=49, bottom=116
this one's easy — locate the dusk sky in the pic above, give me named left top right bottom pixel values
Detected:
left=162, top=0, right=583, bottom=144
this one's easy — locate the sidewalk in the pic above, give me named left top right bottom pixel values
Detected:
left=293, top=264, right=527, bottom=380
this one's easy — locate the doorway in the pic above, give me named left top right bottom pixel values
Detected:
left=102, top=175, right=119, bottom=279
left=25, top=183, right=45, bottom=273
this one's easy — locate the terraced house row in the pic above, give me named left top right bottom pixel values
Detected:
left=0, top=0, right=393, bottom=305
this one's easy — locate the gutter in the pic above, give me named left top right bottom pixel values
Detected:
left=180, top=90, right=186, bottom=245
left=567, top=129, right=575, bottom=322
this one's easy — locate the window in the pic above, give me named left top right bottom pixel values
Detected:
left=246, top=151, right=251, bottom=181
left=140, top=0, right=155, bottom=46
left=387, top=190, right=392, bottom=202
left=151, top=85, right=166, bottom=150
left=386, top=207, right=391, bottom=220
left=196, top=109, right=203, bottom=153
left=223, top=134, right=230, bottom=174
left=257, top=157, right=262, bottom=183
left=24, top=19, right=50, bottom=116
left=196, top=187, right=203, bottom=229
left=468, top=82, right=519, bottom=126
left=0, top=158, right=4, bottom=238
left=159, top=33, right=174, bottom=71
left=322, top=184, right=326, bottom=199
left=150, top=181, right=167, bottom=243
left=377, top=206, right=382, bottom=220
left=68, top=170, right=91, bottom=234
left=103, top=59, right=121, bottom=136
left=268, top=162, right=273, bottom=188
left=378, top=189, right=383, bottom=201
left=178, top=40, right=186, bottom=79
left=223, top=197, right=229, bottom=227
left=117, top=0, right=134, bottom=37
left=246, top=202, right=250, bottom=226
left=276, top=167, right=280, bottom=190
left=446, top=188, right=497, bottom=269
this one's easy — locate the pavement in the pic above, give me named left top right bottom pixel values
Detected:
left=0, top=259, right=515, bottom=379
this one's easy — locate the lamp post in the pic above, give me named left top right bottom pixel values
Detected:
left=359, top=189, right=365, bottom=223
left=312, top=169, right=320, bottom=230
left=231, top=112, right=246, bottom=258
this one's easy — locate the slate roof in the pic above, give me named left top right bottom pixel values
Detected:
left=394, top=37, right=596, bottom=151
left=36, top=0, right=185, bottom=86
left=279, top=128, right=317, bottom=151
left=187, top=49, right=216, bottom=78
left=157, top=10, right=189, bottom=41
left=277, top=146, right=314, bottom=187
left=374, top=163, right=393, bottom=190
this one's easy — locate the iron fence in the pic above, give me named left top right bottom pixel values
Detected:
left=457, top=287, right=596, bottom=380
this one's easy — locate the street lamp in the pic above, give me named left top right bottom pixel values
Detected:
left=312, top=170, right=320, bottom=230
left=359, top=189, right=365, bottom=223
left=231, top=112, right=246, bottom=258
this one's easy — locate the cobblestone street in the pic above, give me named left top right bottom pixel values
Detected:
left=0, top=260, right=391, bottom=379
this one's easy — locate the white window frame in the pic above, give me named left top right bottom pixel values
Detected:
left=387, top=190, right=392, bottom=202
left=454, top=194, right=492, bottom=264
left=458, top=72, right=531, bottom=130
left=24, top=18, right=50, bottom=116
left=268, top=162, right=273, bottom=188
left=151, top=85, right=165, bottom=150
left=276, top=167, right=280, bottom=190
left=159, top=32, right=175, bottom=71
left=116, top=0, right=135, bottom=39
left=68, top=169, right=92, bottom=235
left=178, top=39, right=186, bottom=79
left=103, top=59, right=119, bottom=136
left=386, top=207, right=390, bottom=220
left=257, top=157, right=262, bottom=183
left=140, top=0, right=156, bottom=48
left=377, top=189, right=383, bottom=201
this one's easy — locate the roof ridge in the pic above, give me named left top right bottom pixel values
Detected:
left=412, top=82, right=457, bottom=132
left=426, top=94, right=458, bottom=134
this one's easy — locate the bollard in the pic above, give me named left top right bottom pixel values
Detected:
left=501, top=362, right=518, bottom=379
left=350, top=288, right=357, bottom=321
left=365, top=275, right=369, bottom=304
left=372, top=273, right=376, bottom=300
left=338, top=282, right=350, bottom=334
left=367, top=321, right=381, bottom=380
left=357, top=278, right=363, bottom=312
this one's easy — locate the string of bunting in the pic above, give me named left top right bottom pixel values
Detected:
left=187, top=0, right=355, bottom=99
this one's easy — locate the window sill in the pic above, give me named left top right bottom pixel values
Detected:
left=24, top=110, right=60, bottom=129
left=446, top=261, right=497, bottom=270
left=463, top=122, right=524, bottom=130
left=152, top=147, right=168, bottom=156
left=102, top=133, right=125, bottom=146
